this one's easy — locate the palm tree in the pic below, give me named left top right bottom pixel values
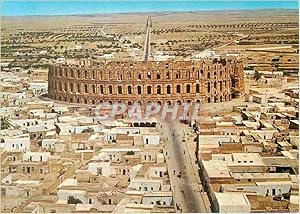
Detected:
left=1, top=115, right=11, bottom=130
left=253, top=70, right=262, bottom=84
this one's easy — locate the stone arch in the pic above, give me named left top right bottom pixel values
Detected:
left=128, top=101, right=132, bottom=105
left=157, top=73, right=161, bottom=79
left=118, top=86, right=122, bottom=94
left=84, top=84, right=88, bottom=93
left=207, top=82, right=210, bottom=93
left=77, top=83, right=81, bottom=93
left=99, top=85, right=104, bottom=94
left=70, top=83, right=74, bottom=92
left=92, top=84, right=96, bottom=93
left=177, top=100, right=182, bottom=105
left=137, top=86, right=142, bottom=95
left=128, top=85, right=132, bottom=94
left=64, top=82, right=68, bottom=91
left=157, top=85, right=161, bottom=95
left=58, top=82, right=62, bottom=91
left=85, top=70, right=88, bottom=79
left=196, top=84, right=200, bottom=93
left=167, top=101, right=172, bottom=105
left=167, top=85, right=171, bottom=94
left=147, top=86, right=152, bottom=95
left=186, top=84, right=191, bottom=93
left=108, top=85, right=113, bottom=94
left=176, top=85, right=181, bottom=93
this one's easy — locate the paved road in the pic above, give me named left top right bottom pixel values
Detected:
left=144, top=16, right=152, bottom=61
left=158, top=119, right=210, bottom=213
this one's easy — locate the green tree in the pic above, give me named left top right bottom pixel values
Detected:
left=253, top=70, right=262, bottom=83
left=1, top=116, right=11, bottom=130
left=81, top=127, right=94, bottom=133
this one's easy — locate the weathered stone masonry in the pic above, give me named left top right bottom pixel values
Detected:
left=48, top=59, right=244, bottom=106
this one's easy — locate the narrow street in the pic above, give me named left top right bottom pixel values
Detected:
left=144, top=16, right=152, bottom=61
left=157, top=119, right=211, bottom=213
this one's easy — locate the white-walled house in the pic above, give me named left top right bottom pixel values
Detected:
left=128, top=178, right=163, bottom=192
left=221, top=181, right=292, bottom=196
left=142, top=192, right=173, bottom=206
left=215, top=192, right=251, bottom=213
left=143, top=135, right=160, bottom=146
left=1, top=135, right=31, bottom=152
left=41, top=139, right=61, bottom=150
left=22, top=152, right=51, bottom=162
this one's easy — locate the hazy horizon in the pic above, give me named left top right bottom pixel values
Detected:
left=2, top=1, right=299, bottom=16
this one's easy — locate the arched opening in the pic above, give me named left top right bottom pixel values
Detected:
left=157, top=73, right=161, bottom=79
left=187, top=100, right=191, bottom=104
left=138, top=73, right=142, bottom=79
left=207, top=72, right=210, bottom=79
left=207, top=82, right=210, bottom=93
left=118, top=86, right=122, bottom=94
left=177, top=100, right=181, bottom=105
left=85, top=70, right=88, bottom=79
left=157, top=101, right=162, bottom=106
left=207, top=97, right=211, bottom=103
left=92, top=71, right=96, bottom=79
left=128, top=101, right=132, bottom=105
left=99, top=85, right=104, bottom=94
left=147, top=86, right=152, bottom=95
left=214, top=97, right=217, bottom=103
left=186, top=84, right=191, bottom=93
left=77, top=70, right=80, bottom=78
left=137, top=86, right=142, bottom=95
left=70, top=83, right=74, bottom=92
left=109, top=85, right=113, bottom=94
left=84, top=84, right=88, bottom=93
left=166, top=72, right=170, bottom=79
left=167, top=85, right=171, bottom=94
left=214, top=81, right=217, bottom=89
left=58, top=82, right=62, bottom=91
left=176, top=85, right=181, bottom=93
left=196, top=84, right=200, bottom=93
left=92, top=85, right=96, bottom=93
left=157, top=85, right=161, bottom=95
left=77, top=83, right=81, bottom=93
left=196, top=100, right=200, bottom=103
left=167, top=101, right=172, bottom=105
left=63, top=82, right=67, bottom=91
left=128, top=85, right=132, bottom=94
left=71, top=70, right=74, bottom=78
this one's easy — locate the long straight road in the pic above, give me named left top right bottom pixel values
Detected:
left=158, top=119, right=211, bottom=213
left=143, top=16, right=152, bottom=61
